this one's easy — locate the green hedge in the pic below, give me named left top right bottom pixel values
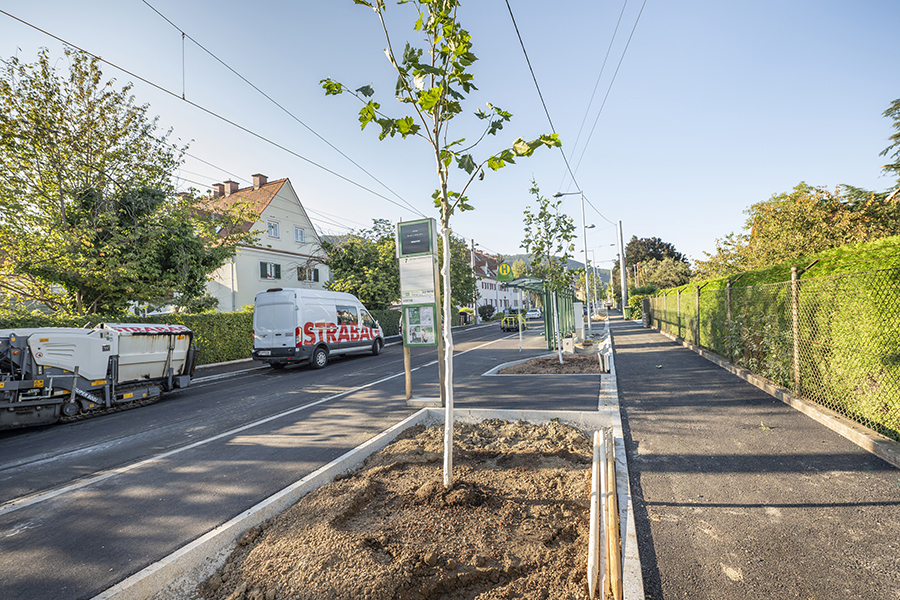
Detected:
left=0, top=309, right=252, bottom=366
left=371, top=309, right=401, bottom=336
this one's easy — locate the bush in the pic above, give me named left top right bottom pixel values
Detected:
left=0, top=308, right=252, bottom=366
left=628, top=294, right=648, bottom=319
left=478, top=305, right=495, bottom=321
left=371, top=309, right=401, bottom=336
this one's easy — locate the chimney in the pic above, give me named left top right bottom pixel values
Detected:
left=252, top=173, right=268, bottom=190
left=212, top=183, right=224, bottom=198
left=224, top=180, right=240, bottom=196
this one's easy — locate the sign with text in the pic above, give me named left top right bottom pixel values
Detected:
left=399, top=255, right=437, bottom=305
left=396, top=219, right=437, bottom=258
left=497, top=262, right=513, bottom=281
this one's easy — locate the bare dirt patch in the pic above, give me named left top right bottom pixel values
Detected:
left=498, top=354, right=604, bottom=375
left=195, top=420, right=595, bottom=600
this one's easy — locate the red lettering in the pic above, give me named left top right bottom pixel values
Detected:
left=337, top=324, right=350, bottom=343
left=326, top=323, right=339, bottom=344
left=303, top=323, right=315, bottom=346
left=349, top=324, right=359, bottom=342
left=359, top=327, right=371, bottom=341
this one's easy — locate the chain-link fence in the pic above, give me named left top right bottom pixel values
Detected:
left=648, top=267, right=900, bottom=442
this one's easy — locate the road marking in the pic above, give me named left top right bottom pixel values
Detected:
left=0, top=334, right=508, bottom=517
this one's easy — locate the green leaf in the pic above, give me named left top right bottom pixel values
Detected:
left=358, top=100, right=380, bottom=130
left=320, top=79, right=344, bottom=96
left=356, top=85, right=375, bottom=98
left=418, top=86, right=443, bottom=111
left=456, top=154, right=476, bottom=174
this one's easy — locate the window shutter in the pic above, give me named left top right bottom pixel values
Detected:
left=260, top=262, right=267, bottom=278
left=313, top=268, right=319, bottom=282
left=274, top=264, right=281, bottom=279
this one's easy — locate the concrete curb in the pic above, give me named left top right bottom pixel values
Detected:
left=94, top=408, right=644, bottom=600
left=655, top=328, right=900, bottom=470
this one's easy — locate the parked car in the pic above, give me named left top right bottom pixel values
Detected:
left=525, top=308, right=542, bottom=319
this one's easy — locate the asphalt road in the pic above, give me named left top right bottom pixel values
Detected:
left=0, top=322, right=595, bottom=600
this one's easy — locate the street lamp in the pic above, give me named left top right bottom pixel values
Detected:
left=553, top=190, right=593, bottom=333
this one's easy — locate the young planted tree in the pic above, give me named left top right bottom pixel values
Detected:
left=521, top=180, right=576, bottom=363
left=322, top=0, right=559, bottom=486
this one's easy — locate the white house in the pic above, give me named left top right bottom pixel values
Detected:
left=471, top=250, right=522, bottom=315
left=206, top=174, right=329, bottom=312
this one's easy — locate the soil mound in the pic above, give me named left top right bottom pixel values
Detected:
left=195, top=420, right=594, bottom=600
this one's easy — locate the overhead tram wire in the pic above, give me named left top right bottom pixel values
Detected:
left=183, top=152, right=251, bottom=184
left=558, top=0, right=630, bottom=193
left=0, top=8, right=427, bottom=220
left=503, top=0, right=580, bottom=192
left=504, top=1, right=615, bottom=229
left=573, top=0, right=648, bottom=177
left=139, top=0, right=424, bottom=219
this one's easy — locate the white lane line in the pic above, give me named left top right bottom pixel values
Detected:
left=0, top=335, right=508, bottom=517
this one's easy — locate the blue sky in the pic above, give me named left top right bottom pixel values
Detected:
left=2, top=1, right=898, bottom=270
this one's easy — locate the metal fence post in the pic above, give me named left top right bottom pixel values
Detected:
left=676, top=289, right=681, bottom=339
left=695, top=285, right=701, bottom=346
left=726, top=279, right=732, bottom=362
left=791, top=266, right=801, bottom=395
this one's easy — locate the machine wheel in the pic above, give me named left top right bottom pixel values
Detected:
left=371, top=339, right=383, bottom=356
left=62, top=401, right=80, bottom=417
left=311, top=347, right=328, bottom=369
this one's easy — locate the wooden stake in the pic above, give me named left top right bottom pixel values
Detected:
left=403, top=344, right=412, bottom=401
left=587, top=431, right=603, bottom=599
left=607, top=430, right=623, bottom=599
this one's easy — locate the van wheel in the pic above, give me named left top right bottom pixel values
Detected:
left=371, top=339, right=383, bottom=356
left=312, top=347, right=328, bottom=369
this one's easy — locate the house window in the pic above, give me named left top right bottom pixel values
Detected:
left=267, top=220, right=280, bottom=239
left=260, top=261, right=281, bottom=280
left=294, top=227, right=305, bottom=243
left=298, top=266, right=320, bottom=282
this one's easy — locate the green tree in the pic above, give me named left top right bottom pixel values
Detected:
left=323, top=219, right=400, bottom=310
left=521, top=180, right=575, bottom=362
left=438, top=233, right=477, bottom=309
left=0, top=48, right=255, bottom=314
left=322, top=0, right=559, bottom=486
left=879, top=97, right=900, bottom=195
left=641, top=257, right=691, bottom=289
left=511, top=258, right=528, bottom=278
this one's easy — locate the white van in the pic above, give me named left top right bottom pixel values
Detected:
left=252, top=288, right=385, bottom=369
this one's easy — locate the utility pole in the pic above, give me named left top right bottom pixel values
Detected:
left=618, top=221, right=627, bottom=311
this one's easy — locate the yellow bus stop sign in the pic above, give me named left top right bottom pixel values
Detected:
left=497, top=263, right=513, bottom=281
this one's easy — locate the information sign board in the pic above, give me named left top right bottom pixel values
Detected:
left=403, top=304, right=438, bottom=347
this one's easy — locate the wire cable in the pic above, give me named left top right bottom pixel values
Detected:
left=573, top=0, right=648, bottom=177
left=503, top=0, right=581, bottom=193
left=140, top=0, right=424, bottom=218
left=559, top=0, right=630, bottom=192
left=0, top=8, right=427, bottom=219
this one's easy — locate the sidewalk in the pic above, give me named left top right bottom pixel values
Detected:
left=610, top=315, right=899, bottom=600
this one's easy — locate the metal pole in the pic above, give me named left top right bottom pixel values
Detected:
left=471, top=239, right=479, bottom=324
left=791, top=266, right=801, bottom=395
left=617, top=221, right=627, bottom=312
left=581, top=192, right=592, bottom=333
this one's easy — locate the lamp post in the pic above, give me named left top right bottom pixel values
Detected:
left=553, top=190, right=593, bottom=333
